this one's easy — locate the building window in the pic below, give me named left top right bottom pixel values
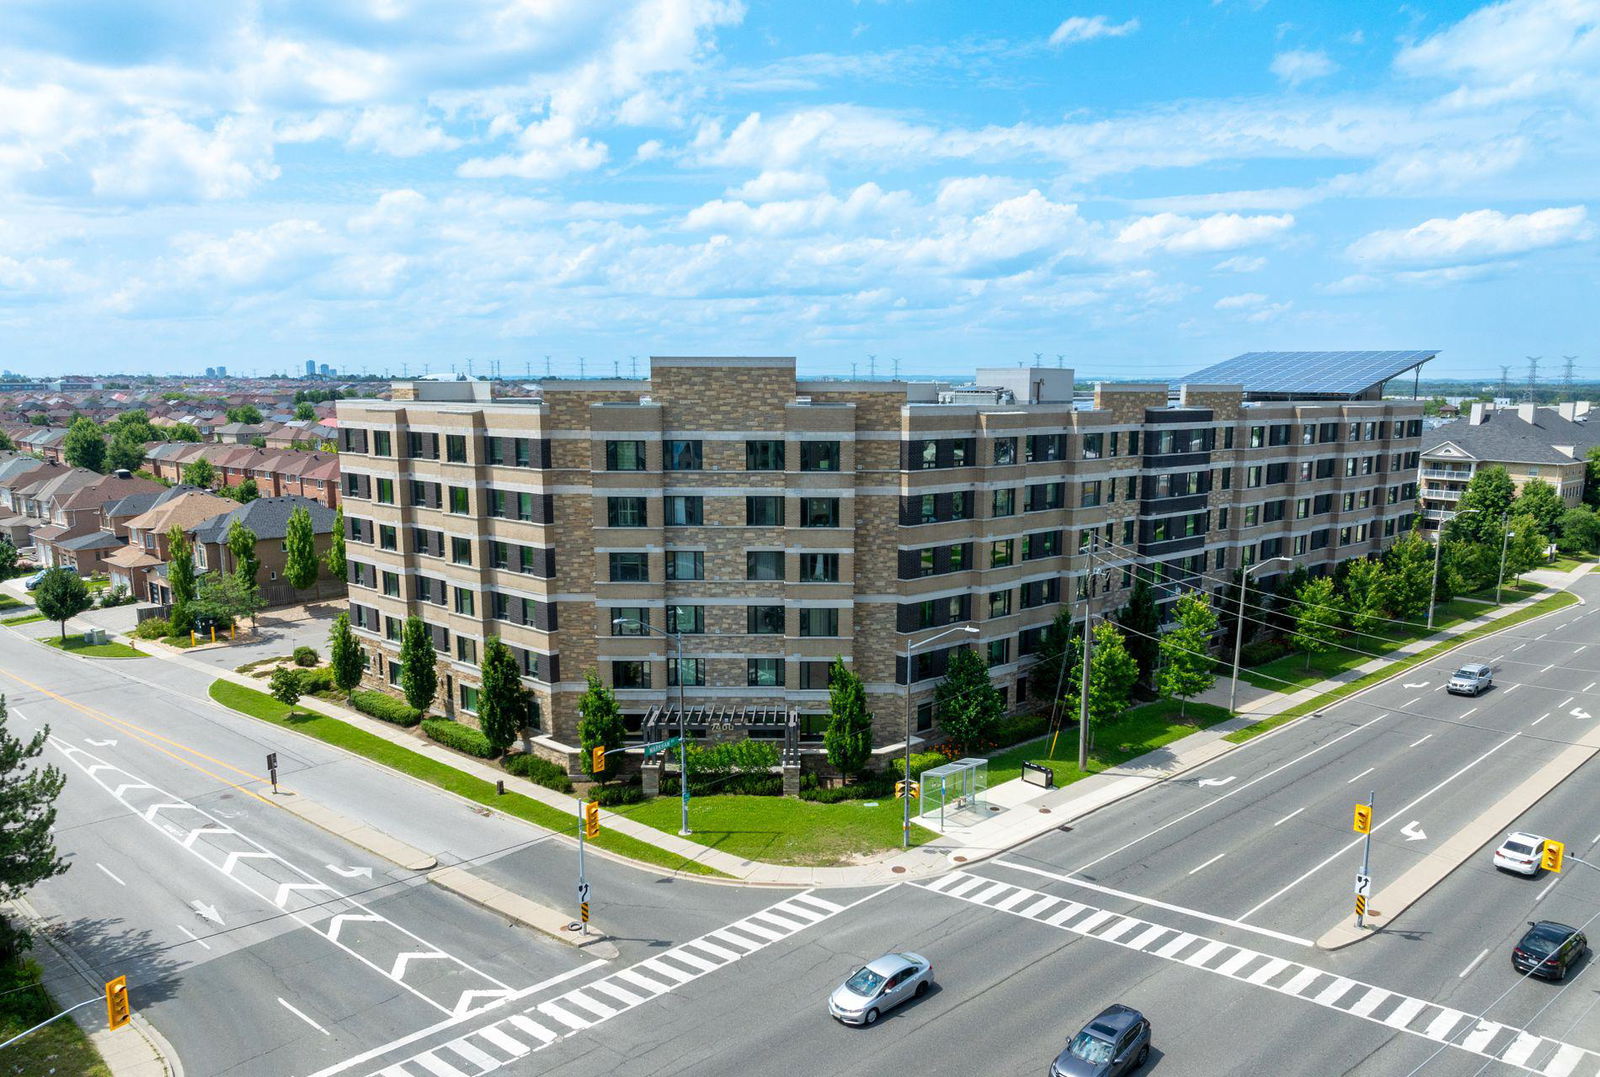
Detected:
left=375, top=478, right=395, bottom=504
left=800, top=497, right=840, bottom=527
left=446, top=434, right=467, bottom=463
left=664, top=440, right=703, bottom=471
left=454, top=588, right=475, bottom=616
left=451, top=536, right=472, bottom=565
left=746, top=496, right=784, bottom=526
left=666, top=604, right=705, bottom=634
left=1025, top=434, right=1064, bottom=462
left=612, top=661, right=651, bottom=689
left=747, top=605, right=785, bottom=634
left=608, top=552, right=649, bottom=582
left=372, top=430, right=391, bottom=456
left=378, top=524, right=397, bottom=550
left=665, top=550, right=704, bottom=581
left=605, top=440, right=648, bottom=471
left=457, top=637, right=479, bottom=665
left=747, top=550, right=784, bottom=580
left=992, top=488, right=1015, bottom=517
left=611, top=608, right=650, bottom=635
left=1080, top=480, right=1102, bottom=508
left=667, top=657, right=705, bottom=686
left=991, top=539, right=1013, bottom=567
left=382, top=571, right=400, bottom=597
left=663, top=495, right=703, bottom=526
left=1082, top=433, right=1103, bottom=459
left=447, top=487, right=469, bottom=514
left=916, top=701, right=934, bottom=732
left=799, top=608, right=840, bottom=637
left=798, top=552, right=839, bottom=582
left=986, top=639, right=1010, bottom=666
left=993, top=437, right=1017, bottom=466
left=799, top=662, right=833, bottom=690
left=385, top=616, right=402, bottom=641
left=746, top=439, right=784, bottom=471
left=800, top=441, right=841, bottom=472
left=748, top=659, right=784, bottom=687
left=607, top=496, right=647, bottom=528
left=988, top=589, right=1012, bottom=618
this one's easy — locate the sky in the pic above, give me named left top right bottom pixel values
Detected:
left=0, top=0, right=1596, bottom=384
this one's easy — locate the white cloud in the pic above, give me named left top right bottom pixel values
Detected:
left=682, top=183, right=910, bottom=236
left=1347, top=205, right=1592, bottom=265
left=1214, top=292, right=1267, bottom=309
left=1270, top=49, right=1339, bottom=86
left=1214, top=255, right=1267, bottom=272
left=346, top=107, right=463, bottom=157
left=725, top=170, right=829, bottom=202
left=1395, top=0, right=1600, bottom=102
left=91, top=114, right=280, bottom=201
left=1114, top=212, right=1295, bottom=255
left=1049, top=15, right=1141, bottom=47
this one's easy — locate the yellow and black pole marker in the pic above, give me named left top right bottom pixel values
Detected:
left=1354, top=795, right=1375, bottom=928
left=105, top=976, right=130, bottom=1031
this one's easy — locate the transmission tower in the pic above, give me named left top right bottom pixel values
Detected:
left=1526, top=356, right=1541, bottom=403
left=1499, top=365, right=1511, bottom=401
left=1563, top=356, right=1578, bottom=401
left=867, top=354, right=877, bottom=378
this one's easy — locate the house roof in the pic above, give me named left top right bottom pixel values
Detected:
left=1422, top=409, right=1600, bottom=466
left=192, top=495, right=336, bottom=544
left=56, top=474, right=163, bottom=514
left=103, top=544, right=162, bottom=570
left=58, top=531, right=126, bottom=552
left=124, top=489, right=237, bottom=535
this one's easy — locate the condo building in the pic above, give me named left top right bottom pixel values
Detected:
left=336, top=353, right=1425, bottom=766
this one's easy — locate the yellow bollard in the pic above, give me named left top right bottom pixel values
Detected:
left=210, top=626, right=216, bottom=643
left=230, top=623, right=236, bottom=640
left=190, top=630, right=196, bottom=646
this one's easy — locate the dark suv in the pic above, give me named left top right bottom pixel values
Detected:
left=1050, top=1004, right=1151, bottom=1076
left=1513, top=921, right=1587, bottom=981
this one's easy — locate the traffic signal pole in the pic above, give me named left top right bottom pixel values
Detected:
left=1357, top=790, right=1374, bottom=929
left=575, top=799, right=592, bottom=936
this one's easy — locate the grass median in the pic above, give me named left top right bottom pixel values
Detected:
left=625, top=793, right=934, bottom=867
left=207, top=679, right=726, bottom=878
left=1226, top=589, right=1580, bottom=744
left=2, top=612, right=46, bottom=626
left=986, top=700, right=1235, bottom=788
left=43, top=636, right=146, bottom=658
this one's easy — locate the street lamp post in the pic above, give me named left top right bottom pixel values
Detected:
left=903, top=624, right=978, bottom=849
left=1428, top=508, right=1480, bottom=629
left=1496, top=512, right=1514, bottom=606
left=614, top=617, right=690, bottom=835
left=1228, top=556, right=1293, bottom=714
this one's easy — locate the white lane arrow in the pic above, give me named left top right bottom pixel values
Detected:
left=325, top=864, right=373, bottom=880
left=1197, top=776, right=1237, bottom=788
left=191, top=900, right=224, bottom=925
left=1571, top=708, right=1592, bottom=719
left=85, top=738, right=118, bottom=748
left=1401, top=821, right=1428, bottom=842
left=1403, top=683, right=1429, bottom=689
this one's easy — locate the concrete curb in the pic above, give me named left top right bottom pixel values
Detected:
left=6, top=895, right=182, bottom=1077
left=427, top=866, right=619, bottom=959
left=277, top=798, right=438, bottom=872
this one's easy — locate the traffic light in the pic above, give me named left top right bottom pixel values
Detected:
left=105, top=976, right=130, bottom=1031
left=895, top=781, right=920, bottom=799
left=583, top=800, right=600, bottom=840
left=1353, top=804, right=1372, bottom=834
left=591, top=745, right=605, bottom=773
left=1543, top=840, right=1565, bottom=873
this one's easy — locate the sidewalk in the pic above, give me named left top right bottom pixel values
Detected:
left=49, top=561, right=1592, bottom=892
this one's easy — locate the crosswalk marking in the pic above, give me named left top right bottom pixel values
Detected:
left=916, top=872, right=1600, bottom=1075
left=359, top=889, right=855, bottom=1077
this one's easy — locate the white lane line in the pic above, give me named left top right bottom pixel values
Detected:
left=1188, top=853, right=1227, bottom=876
left=1513, top=643, right=1526, bottom=651
left=1503, top=685, right=1520, bottom=694
left=1537, top=633, right=1549, bottom=641
left=1347, top=767, right=1375, bottom=784
left=1274, top=807, right=1305, bottom=827
left=1587, top=680, right=1597, bottom=691
left=1459, top=707, right=1478, bottom=719
left=1561, top=697, right=1574, bottom=708
left=96, top=863, right=126, bottom=886
left=1533, top=714, right=1549, bottom=726
left=1542, top=665, right=1556, bottom=673
left=1410, top=734, right=1432, bottom=748
left=1536, top=876, right=1560, bottom=903
left=1404, top=696, right=1423, bottom=708
left=1065, top=711, right=1394, bottom=878
left=1240, top=731, right=1522, bottom=922
left=993, top=860, right=1313, bottom=948
left=279, top=997, right=330, bottom=1036
left=1458, top=948, right=1489, bottom=978
left=176, top=925, right=211, bottom=950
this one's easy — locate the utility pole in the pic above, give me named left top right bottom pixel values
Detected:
left=1077, top=572, right=1095, bottom=772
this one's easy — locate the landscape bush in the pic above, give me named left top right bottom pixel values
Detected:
left=293, top=645, right=319, bottom=667
left=502, top=752, right=575, bottom=794
left=1240, top=639, right=1290, bottom=667
left=594, top=782, right=646, bottom=807
left=421, top=718, right=496, bottom=758
left=98, top=584, right=135, bottom=609
left=132, top=617, right=170, bottom=640
left=991, top=714, right=1048, bottom=748
left=350, top=689, right=422, bottom=727
left=890, top=750, right=947, bottom=779
left=294, top=667, right=334, bottom=694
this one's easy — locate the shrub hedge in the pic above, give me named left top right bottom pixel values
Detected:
left=350, top=689, right=422, bottom=727
left=890, top=750, right=947, bottom=779
left=502, top=752, right=575, bottom=794
left=422, top=718, right=497, bottom=758
left=593, top=782, right=647, bottom=807
left=293, top=646, right=319, bottom=667
left=295, top=667, right=334, bottom=694
left=1240, top=638, right=1290, bottom=667
left=132, top=617, right=170, bottom=640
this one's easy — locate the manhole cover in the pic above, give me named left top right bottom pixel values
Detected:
left=1039, top=807, right=1052, bottom=814
left=989, top=805, right=1001, bottom=812
left=953, top=855, right=968, bottom=863
left=892, top=866, right=906, bottom=874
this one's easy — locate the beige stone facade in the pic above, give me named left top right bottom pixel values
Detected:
left=336, top=359, right=1423, bottom=761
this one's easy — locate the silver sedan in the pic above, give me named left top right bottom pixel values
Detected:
left=827, top=952, right=933, bottom=1026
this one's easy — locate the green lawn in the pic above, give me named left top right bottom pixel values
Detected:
left=43, top=636, right=146, bottom=658
left=0, top=957, right=111, bottom=1077
left=625, top=793, right=935, bottom=866
left=0, top=594, right=24, bottom=610
left=207, top=680, right=724, bottom=877
left=85, top=577, right=110, bottom=592
left=1546, top=554, right=1595, bottom=573
left=2, top=612, right=46, bottom=626
left=1460, top=579, right=1546, bottom=603
left=985, top=700, right=1235, bottom=788
left=1227, top=590, right=1580, bottom=743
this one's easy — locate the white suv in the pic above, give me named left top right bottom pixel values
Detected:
left=1494, top=832, right=1548, bottom=876
left=1447, top=663, right=1493, bottom=696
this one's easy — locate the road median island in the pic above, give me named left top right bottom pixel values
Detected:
left=428, top=866, right=619, bottom=958
left=205, top=679, right=728, bottom=879
left=1226, top=590, right=1580, bottom=745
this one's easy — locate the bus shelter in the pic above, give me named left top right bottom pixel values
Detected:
left=916, top=757, right=989, bottom=831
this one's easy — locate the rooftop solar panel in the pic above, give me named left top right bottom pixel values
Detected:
left=1180, top=350, right=1438, bottom=397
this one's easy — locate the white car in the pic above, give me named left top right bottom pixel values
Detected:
left=827, top=952, right=932, bottom=1025
left=1493, top=832, right=1548, bottom=876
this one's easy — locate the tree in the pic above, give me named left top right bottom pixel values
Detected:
left=1084, top=621, right=1140, bottom=730
left=226, top=520, right=259, bottom=587
left=108, top=409, right=156, bottom=444
left=577, top=670, right=625, bottom=783
left=324, top=506, right=346, bottom=579
left=0, top=538, right=16, bottom=580
left=167, top=525, right=197, bottom=635
left=168, top=422, right=202, bottom=443
left=1158, top=592, right=1218, bottom=717
left=0, top=429, right=14, bottom=451
left=106, top=427, right=147, bottom=473
left=398, top=616, right=437, bottom=714
left=268, top=667, right=303, bottom=711
left=477, top=637, right=528, bottom=756
left=33, top=568, right=91, bottom=640
left=0, top=694, right=68, bottom=957
left=182, top=457, right=216, bottom=488
left=1381, top=529, right=1435, bottom=620
left=1442, top=539, right=1490, bottom=596
left=295, top=402, right=316, bottom=421
left=1292, top=577, right=1346, bottom=670
left=1341, top=558, right=1387, bottom=636
left=1448, top=466, right=1515, bottom=544
left=1114, top=576, right=1161, bottom=686
left=193, top=571, right=265, bottom=632
left=328, top=613, right=365, bottom=699
left=62, top=416, right=105, bottom=472
left=27, top=412, right=46, bottom=426
left=1267, top=564, right=1309, bottom=639
left=1502, top=513, right=1547, bottom=584
left=1514, top=478, right=1566, bottom=539
left=1029, top=607, right=1080, bottom=706
left=1585, top=446, right=1600, bottom=508
left=823, top=657, right=873, bottom=777
left=226, top=405, right=263, bottom=425
left=934, top=647, right=1004, bottom=753
left=283, top=506, right=319, bottom=590
left=1558, top=506, right=1600, bottom=554
left=222, top=477, right=258, bottom=503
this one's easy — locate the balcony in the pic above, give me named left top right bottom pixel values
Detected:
left=1420, top=468, right=1473, bottom=481
left=1420, top=486, right=1463, bottom=502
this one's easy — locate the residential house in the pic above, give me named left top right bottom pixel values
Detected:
left=105, top=489, right=237, bottom=603
left=1418, top=401, right=1600, bottom=529
left=0, top=454, right=50, bottom=546
left=18, top=427, right=68, bottom=462
left=33, top=473, right=165, bottom=572
left=191, top=495, right=343, bottom=607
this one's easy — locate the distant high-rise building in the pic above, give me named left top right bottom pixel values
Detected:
left=320, top=363, right=333, bottom=377
left=305, top=359, right=317, bottom=377
left=216, top=365, right=227, bottom=376
left=205, top=367, right=216, bottom=377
